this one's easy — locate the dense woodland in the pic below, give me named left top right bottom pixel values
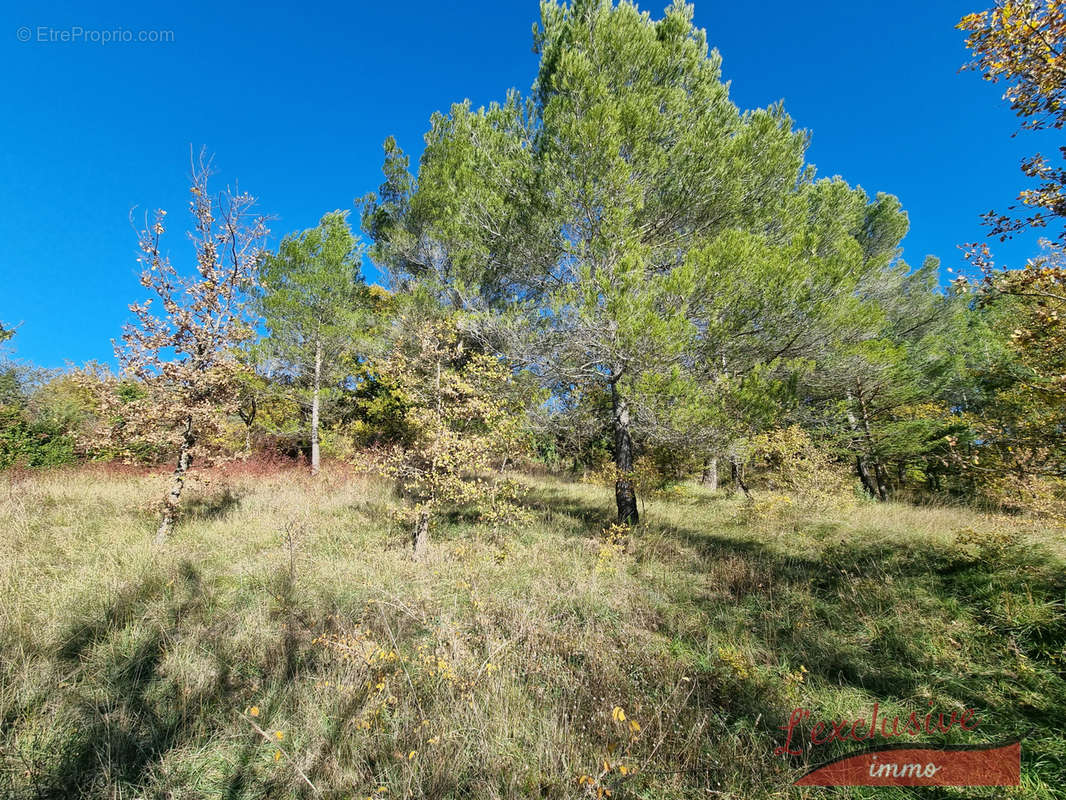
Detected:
left=2, top=0, right=1065, bottom=543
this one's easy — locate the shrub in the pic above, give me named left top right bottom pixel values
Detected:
left=0, top=405, right=76, bottom=469
left=745, top=426, right=857, bottom=514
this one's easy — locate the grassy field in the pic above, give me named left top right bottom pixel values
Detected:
left=0, top=464, right=1063, bottom=799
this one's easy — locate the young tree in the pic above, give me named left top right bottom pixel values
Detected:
left=118, top=152, right=268, bottom=542
left=370, top=309, right=529, bottom=557
left=257, top=211, right=369, bottom=474
left=971, top=249, right=1066, bottom=488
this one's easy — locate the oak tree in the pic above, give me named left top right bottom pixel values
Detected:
left=118, top=152, right=268, bottom=542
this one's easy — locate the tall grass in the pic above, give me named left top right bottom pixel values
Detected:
left=0, top=465, right=1062, bottom=798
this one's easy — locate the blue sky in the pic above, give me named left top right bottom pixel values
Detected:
left=0, top=0, right=1055, bottom=368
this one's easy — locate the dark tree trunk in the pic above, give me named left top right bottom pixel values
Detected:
left=855, top=455, right=878, bottom=498
left=610, top=381, right=639, bottom=526
left=156, top=414, right=195, bottom=544
left=846, top=387, right=887, bottom=501
left=854, top=381, right=888, bottom=501
left=730, top=455, right=751, bottom=498
left=872, top=462, right=890, bottom=501
left=238, top=396, right=256, bottom=456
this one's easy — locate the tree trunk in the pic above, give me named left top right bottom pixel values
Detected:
left=858, top=397, right=888, bottom=501
left=701, top=456, right=718, bottom=491
left=407, top=358, right=443, bottom=559
left=156, top=415, right=195, bottom=544
left=854, top=454, right=878, bottom=498
left=610, top=382, right=639, bottom=526
left=310, top=338, right=322, bottom=476
left=238, top=396, right=256, bottom=458
left=412, top=510, right=429, bottom=558
left=730, top=455, right=751, bottom=499
left=853, top=382, right=887, bottom=501
left=846, top=388, right=886, bottom=501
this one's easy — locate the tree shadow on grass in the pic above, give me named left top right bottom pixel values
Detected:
left=221, top=556, right=329, bottom=800
left=183, top=485, right=244, bottom=522
left=672, top=522, right=1065, bottom=796
left=520, top=481, right=1066, bottom=795
left=22, top=562, right=207, bottom=798
left=11, top=556, right=322, bottom=800
left=515, top=481, right=615, bottom=534
left=526, top=480, right=1064, bottom=697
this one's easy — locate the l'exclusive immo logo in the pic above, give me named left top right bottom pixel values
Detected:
left=776, top=703, right=1021, bottom=787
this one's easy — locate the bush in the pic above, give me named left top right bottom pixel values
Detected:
left=744, top=426, right=857, bottom=515
left=0, top=405, right=76, bottom=469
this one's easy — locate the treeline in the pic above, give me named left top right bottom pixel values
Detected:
left=1, top=1, right=1064, bottom=541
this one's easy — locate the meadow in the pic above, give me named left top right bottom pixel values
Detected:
left=0, top=464, right=1062, bottom=799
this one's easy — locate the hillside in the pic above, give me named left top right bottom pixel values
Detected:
left=1, top=465, right=1062, bottom=799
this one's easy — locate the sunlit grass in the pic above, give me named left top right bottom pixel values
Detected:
left=0, top=465, right=1062, bottom=798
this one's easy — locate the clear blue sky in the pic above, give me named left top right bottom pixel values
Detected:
left=1, top=0, right=1055, bottom=368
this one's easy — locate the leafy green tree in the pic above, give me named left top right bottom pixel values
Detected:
left=800, top=256, right=980, bottom=498
left=257, top=211, right=370, bottom=475
left=363, top=2, right=932, bottom=522
left=365, top=0, right=813, bottom=523
left=664, top=179, right=915, bottom=496
left=0, top=406, right=76, bottom=469
left=965, top=267, right=1066, bottom=496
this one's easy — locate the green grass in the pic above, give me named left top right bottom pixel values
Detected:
left=0, top=465, right=1063, bottom=799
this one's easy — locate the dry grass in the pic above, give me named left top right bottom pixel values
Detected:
left=0, top=465, right=1063, bottom=799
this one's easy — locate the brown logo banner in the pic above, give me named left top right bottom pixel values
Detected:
left=794, top=740, right=1021, bottom=786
